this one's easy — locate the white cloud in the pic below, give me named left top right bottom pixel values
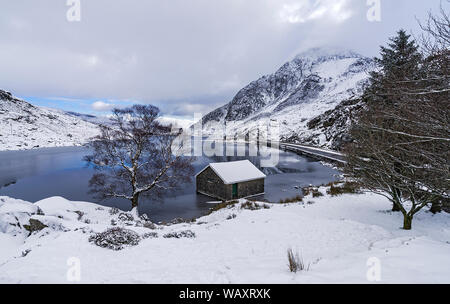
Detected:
left=279, top=0, right=353, bottom=24
left=91, top=101, right=116, bottom=112
left=83, top=55, right=100, bottom=67
left=0, top=0, right=442, bottom=117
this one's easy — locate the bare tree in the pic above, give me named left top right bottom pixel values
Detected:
left=344, top=28, right=449, bottom=230
left=418, top=1, right=450, bottom=55
left=344, top=101, right=448, bottom=229
left=84, top=105, right=194, bottom=214
left=416, top=2, right=450, bottom=212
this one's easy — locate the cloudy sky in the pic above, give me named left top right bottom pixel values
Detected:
left=0, top=0, right=445, bottom=119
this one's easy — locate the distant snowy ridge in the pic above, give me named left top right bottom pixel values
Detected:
left=199, top=48, right=375, bottom=150
left=45, top=107, right=114, bottom=126
left=0, top=89, right=100, bottom=151
left=158, top=116, right=196, bottom=130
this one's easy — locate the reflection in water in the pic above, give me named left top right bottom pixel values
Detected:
left=0, top=144, right=339, bottom=222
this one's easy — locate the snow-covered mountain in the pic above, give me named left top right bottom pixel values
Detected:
left=46, top=108, right=113, bottom=126
left=199, top=48, right=375, bottom=149
left=0, top=89, right=100, bottom=151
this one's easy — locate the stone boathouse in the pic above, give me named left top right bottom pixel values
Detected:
left=196, top=160, right=266, bottom=201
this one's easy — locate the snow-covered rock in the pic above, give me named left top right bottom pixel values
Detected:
left=0, top=197, right=39, bottom=215
left=0, top=89, right=100, bottom=151
left=0, top=197, right=40, bottom=235
left=199, top=48, right=375, bottom=149
left=35, top=196, right=80, bottom=221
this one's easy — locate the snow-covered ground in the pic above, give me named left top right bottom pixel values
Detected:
left=0, top=189, right=449, bottom=284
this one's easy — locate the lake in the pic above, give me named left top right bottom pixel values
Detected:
left=0, top=144, right=339, bottom=222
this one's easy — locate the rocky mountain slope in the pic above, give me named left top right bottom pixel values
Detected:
left=0, top=89, right=100, bottom=151
left=199, top=48, right=375, bottom=149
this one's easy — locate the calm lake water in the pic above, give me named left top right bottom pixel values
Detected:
left=0, top=144, right=339, bottom=222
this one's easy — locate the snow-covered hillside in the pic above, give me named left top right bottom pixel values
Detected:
left=0, top=89, right=100, bottom=151
left=0, top=189, right=449, bottom=283
left=200, top=48, right=375, bottom=149
left=158, top=116, right=196, bottom=130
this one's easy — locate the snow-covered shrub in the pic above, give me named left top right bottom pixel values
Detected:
left=327, top=182, right=361, bottom=196
left=241, top=202, right=271, bottom=210
left=139, top=214, right=150, bottom=222
left=118, top=212, right=134, bottom=222
left=226, top=214, right=237, bottom=220
left=279, top=195, right=303, bottom=204
left=142, top=232, right=158, bottom=239
left=287, top=249, right=310, bottom=273
left=109, top=207, right=120, bottom=215
left=143, top=222, right=158, bottom=230
left=89, top=227, right=141, bottom=251
left=170, top=217, right=196, bottom=225
left=163, top=230, right=196, bottom=239
left=74, top=211, right=84, bottom=221
left=312, top=191, right=324, bottom=198
left=74, top=227, right=93, bottom=234
left=302, top=186, right=324, bottom=198
left=205, top=200, right=239, bottom=215
left=37, top=207, right=45, bottom=216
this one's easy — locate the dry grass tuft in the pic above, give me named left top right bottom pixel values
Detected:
left=279, top=195, right=303, bottom=204
left=287, top=248, right=310, bottom=273
left=327, top=181, right=361, bottom=196
left=205, top=200, right=239, bottom=215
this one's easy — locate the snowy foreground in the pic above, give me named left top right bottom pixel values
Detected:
left=0, top=190, right=449, bottom=284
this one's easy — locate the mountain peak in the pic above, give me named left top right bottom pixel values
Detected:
left=294, top=47, right=363, bottom=62
left=201, top=47, right=374, bottom=149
